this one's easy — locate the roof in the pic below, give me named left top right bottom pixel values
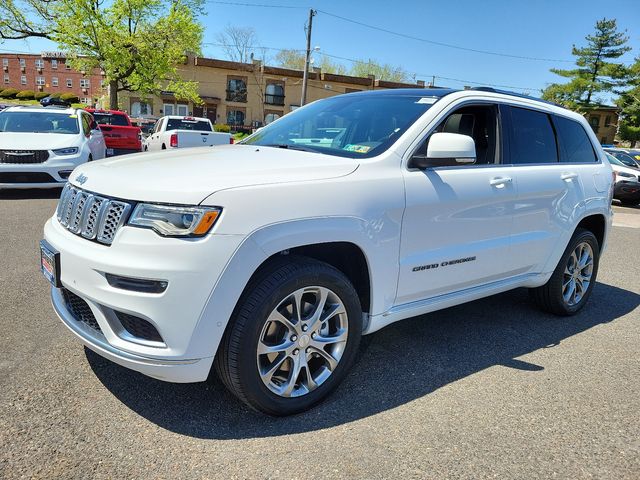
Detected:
left=344, top=88, right=457, bottom=97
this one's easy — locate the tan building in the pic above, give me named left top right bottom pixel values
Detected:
left=586, top=105, right=619, bottom=145
left=118, top=56, right=427, bottom=129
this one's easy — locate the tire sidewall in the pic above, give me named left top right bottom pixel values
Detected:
left=234, top=262, right=362, bottom=415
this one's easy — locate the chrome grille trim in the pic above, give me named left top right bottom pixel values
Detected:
left=55, top=185, right=132, bottom=245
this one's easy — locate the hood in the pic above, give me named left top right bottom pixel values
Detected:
left=0, top=132, right=80, bottom=150
left=69, top=145, right=359, bottom=204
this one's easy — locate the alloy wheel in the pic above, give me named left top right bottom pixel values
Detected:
left=562, top=241, right=594, bottom=307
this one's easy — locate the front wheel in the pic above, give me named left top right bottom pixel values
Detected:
left=530, top=228, right=600, bottom=316
left=214, top=256, right=362, bottom=416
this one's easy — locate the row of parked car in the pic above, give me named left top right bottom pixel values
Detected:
left=0, top=97, right=230, bottom=189
left=603, top=147, right=640, bottom=206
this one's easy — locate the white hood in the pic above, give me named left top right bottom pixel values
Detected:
left=0, top=132, right=80, bottom=150
left=69, top=145, right=359, bottom=204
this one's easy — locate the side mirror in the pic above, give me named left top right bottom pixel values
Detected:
left=409, top=132, right=476, bottom=169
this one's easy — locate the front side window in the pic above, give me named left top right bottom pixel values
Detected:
left=81, top=114, right=91, bottom=135
left=553, top=116, right=597, bottom=163
left=508, top=106, right=558, bottom=164
left=243, top=93, right=440, bottom=159
left=0, top=111, right=80, bottom=134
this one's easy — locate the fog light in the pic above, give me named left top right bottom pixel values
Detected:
left=105, top=273, right=168, bottom=294
left=58, top=170, right=73, bottom=179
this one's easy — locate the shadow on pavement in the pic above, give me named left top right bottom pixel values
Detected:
left=86, top=282, right=639, bottom=439
left=0, top=188, right=63, bottom=200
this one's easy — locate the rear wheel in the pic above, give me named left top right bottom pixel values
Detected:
left=215, top=256, right=362, bottom=416
left=530, top=228, right=600, bottom=316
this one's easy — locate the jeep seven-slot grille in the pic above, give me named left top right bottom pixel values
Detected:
left=56, top=184, right=132, bottom=245
left=0, top=149, right=49, bottom=164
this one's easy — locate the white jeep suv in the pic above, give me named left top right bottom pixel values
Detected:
left=41, top=88, right=613, bottom=415
left=0, top=105, right=106, bottom=189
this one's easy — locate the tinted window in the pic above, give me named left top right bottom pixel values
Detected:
left=93, top=113, right=129, bottom=126
left=607, top=150, right=638, bottom=168
left=165, top=119, right=212, bottom=131
left=509, top=107, right=557, bottom=164
left=0, top=111, right=80, bottom=134
left=553, top=116, right=597, bottom=163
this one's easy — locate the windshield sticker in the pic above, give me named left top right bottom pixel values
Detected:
left=416, top=97, right=438, bottom=104
left=68, top=115, right=78, bottom=118
left=344, top=144, right=371, bottom=153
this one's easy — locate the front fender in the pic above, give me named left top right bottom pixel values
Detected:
left=186, top=216, right=400, bottom=359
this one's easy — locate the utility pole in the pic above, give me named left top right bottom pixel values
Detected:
left=300, top=8, right=316, bottom=106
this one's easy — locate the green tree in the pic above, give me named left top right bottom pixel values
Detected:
left=274, top=49, right=346, bottom=75
left=0, top=0, right=204, bottom=109
left=616, top=57, right=640, bottom=145
left=542, top=18, right=630, bottom=110
left=349, top=59, right=411, bottom=83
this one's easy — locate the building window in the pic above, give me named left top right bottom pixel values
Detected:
left=265, top=83, right=285, bottom=106
left=131, top=101, right=152, bottom=116
left=80, top=78, right=90, bottom=88
left=66, top=78, right=72, bottom=88
left=264, top=112, right=280, bottom=124
left=51, top=59, right=58, bottom=69
left=589, top=115, right=600, bottom=134
left=227, top=109, right=245, bottom=126
left=65, top=62, right=71, bottom=70
left=2, top=58, right=8, bottom=67
left=19, top=58, right=26, bottom=68
left=163, top=103, right=174, bottom=115
left=604, top=115, right=612, bottom=128
left=36, top=76, right=45, bottom=86
left=81, top=97, right=91, bottom=105
left=226, top=77, right=247, bottom=102
left=176, top=104, right=188, bottom=116
left=35, top=59, right=44, bottom=69
left=52, top=77, right=58, bottom=87
left=3, top=74, right=8, bottom=84
left=20, top=75, right=27, bottom=85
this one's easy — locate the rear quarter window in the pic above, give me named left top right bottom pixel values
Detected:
left=553, top=116, right=597, bottom=163
left=508, top=106, right=558, bottom=164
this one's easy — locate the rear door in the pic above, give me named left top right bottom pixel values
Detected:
left=396, top=102, right=519, bottom=305
left=504, top=105, right=593, bottom=274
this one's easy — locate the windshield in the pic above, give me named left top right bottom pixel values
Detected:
left=166, top=118, right=212, bottom=131
left=606, top=152, right=626, bottom=167
left=606, top=150, right=638, bottom=167
left=93, top=113, right=129, bottom=126
left=242, top=94, right=439, bottom=158
left=0, top=111, right=80, bottom=134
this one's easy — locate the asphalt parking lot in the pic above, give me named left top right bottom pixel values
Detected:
left=0, top=190, right=638, bottom=479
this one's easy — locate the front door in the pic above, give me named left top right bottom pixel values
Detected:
left=193, top=106, right=204, bottom=117
left=206, top=105, right=217, bottom=125
left=396, top=103, right=518, bottom=305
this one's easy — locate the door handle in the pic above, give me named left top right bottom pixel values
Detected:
left=561, top=172, right=578, bottom=181
left=490, top=176, right=512, bottom=187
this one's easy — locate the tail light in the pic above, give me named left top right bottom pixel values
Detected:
left=169, top=133, right=178, bottom=148
left=229, top=137, right=234, bottom=144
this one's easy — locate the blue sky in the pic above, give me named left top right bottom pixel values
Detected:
left=2, top=0, right=638, bottom=101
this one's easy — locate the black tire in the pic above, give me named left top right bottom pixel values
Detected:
left=214, top=255, right=362, bottom=416
left=529, top=228, right=600, bottom=316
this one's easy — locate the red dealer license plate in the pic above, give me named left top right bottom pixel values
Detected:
left=40, top=240, right=61, bottom=287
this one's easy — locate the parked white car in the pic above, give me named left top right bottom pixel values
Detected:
left=143, top=115, right=231, bottom=151
left=42, top=88, right=613, bottom=415
left=0, top=105, right=106, bottom=189
left=605, top=152, right=640, bottom=206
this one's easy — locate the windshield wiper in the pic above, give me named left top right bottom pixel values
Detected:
left=263, top=143, right=317, bottom=153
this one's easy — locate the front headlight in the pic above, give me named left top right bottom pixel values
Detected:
left=128, top=204, right=221, bottom=237
left=52, top=147, right=79, bottom=156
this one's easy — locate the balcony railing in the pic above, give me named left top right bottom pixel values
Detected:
left=264, top=93, right=285, bottom=106
left=226, top=89, right=247, bottom=103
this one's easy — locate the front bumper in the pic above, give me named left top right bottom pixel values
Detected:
left=44, top=215, right=245, bottom=382
left=614, top=181, right=640, bottom=202
left=0, top=154, right=86, bottom=189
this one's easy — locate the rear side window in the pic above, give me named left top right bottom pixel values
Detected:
left=508, top=106, right=558, bottom=164
left=93, top=113, right=129, bottom=126
left=165, top=119, right=212, bottom=131
left=553, top=116, right=597, bottom=163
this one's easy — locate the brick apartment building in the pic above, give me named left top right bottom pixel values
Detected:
left=1, top=52, right=104, bottom=104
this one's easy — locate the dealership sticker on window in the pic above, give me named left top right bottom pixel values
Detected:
left=344, top=144, right=371, bottom=153
left=415, top=97, right=438, bottom=104
left=68, top=115, right=77, bottom=118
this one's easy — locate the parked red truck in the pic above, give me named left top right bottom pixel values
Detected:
left=85, top=109, right=142, bottom=156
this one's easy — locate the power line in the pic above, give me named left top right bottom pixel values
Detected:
left=314, top=9, right=573, bottom=63
left=205, top=1, right=305, bottom=8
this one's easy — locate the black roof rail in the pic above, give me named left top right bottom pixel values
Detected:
left=469, top=86, right=562, bottom=108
